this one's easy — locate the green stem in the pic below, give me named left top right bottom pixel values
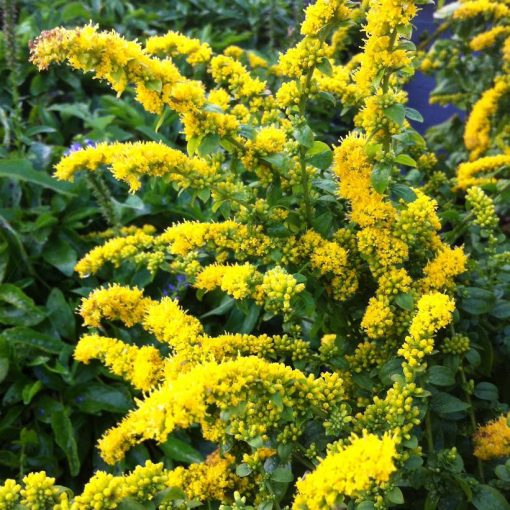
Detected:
left=85, top=173, right=121, bottom=231
left=459, top=363, right=485, bottom=482
left=425, top=410, right=434, bottom=454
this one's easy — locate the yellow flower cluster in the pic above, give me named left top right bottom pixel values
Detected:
left=74, top=334, right=164, bottom=391
left=456, top=154, right=510, bottom=189
left=420, top=246, right=467, bottom=292
left=294, top=433, right=398, bottom=510
left=209, top=55, right=266, bottom=100
left=453, top=0, right=510, bottom=21
left=398, top=292, right=455, bottom=373
left=353, top=0, right=417, bottom=98
left=463, top=78, right=510, bottom=160
left=55, top=141, right=217, bottom=192
left=0, top=456, right=243, bottom=510
left=145, top=30, right=212, bottom=65
left=301, top=0, right=352, bottom=36
left=97, top=356, right=347, bottom=464
left=466, top=186, right=499, bottom=230
left=29, top=24, right=204, bottom=115
left=474, top=414, right=510, bottom=460
left=79, top=284, right=150, bottom=327
left=470, top=26, right=510, bottom=51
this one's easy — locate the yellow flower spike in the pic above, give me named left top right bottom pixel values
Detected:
left=0, top=479, right=21, bottom=510
left=474, top=413, right=510, bottom=460
left=333, top=133, right=396, bottom=228
left=143, top=296, right=205, bottom=350
left=79, top=284, right=152, bottom=327
left=293, top=432, right=398, bottom=510
left=20, top=472, right=61, bottom=510
left=74, top=334, right=165, bottom=392
left=195, top=263, right=261, bottom=300
left=453, top=0, right=510, bottom=20
left=463, top=78, right=510, bottom=160
left=420, top=245, right=467, bottom=292
left=55, top=141, right=217, bottom=193
left=470, top=26, right=510, bottom=51
left=301, top=0, right=352, bottom=36
left=72, top=471, right=124, bottom=509
left=75, top=228, right=156, bottom=277
left=145, top=30, right=212, bottom=65
left=209, top=55, right=267, bottom=100
left=98, top=357, right=347, bottom=464
left=456, top=153, right=510, bottom=190
left=398, top=292, right=455, bottom=371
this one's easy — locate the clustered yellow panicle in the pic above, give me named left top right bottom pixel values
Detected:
left=97, top=356, right=347, bottom=464
left=453, top=0, right=510, bottom=21
left=79, top=284, right=151, bottom=327
left=474, top=413, right=510, bottom=460
left=463, top=78, right=510, bottom=160
left=74, top=334, right=164, bottom=392
left=294, top=433, right=398, bottom=510
left=456, top=154, right=510, bottom=189
left=55, top=141, right=217, bottom=192
left=0, top=456, right=244, bottom=510
left=466, top=186, right=499, bottom=230
left=29, top=24, right=205, bottom=115
left=398, top=292, right=455, bottom=374
left=145, top=31, right=212, bottom=64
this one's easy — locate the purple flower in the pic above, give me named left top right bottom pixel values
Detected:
left=64, top=139, right=96, bottom=156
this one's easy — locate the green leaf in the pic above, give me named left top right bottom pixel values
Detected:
left=200, top=296, right=235, bottom=318
left=491, top=301, right=510, bottom=319
left=390, top=183, right=417, bottom=203
left=395, top=293, right=414, bottom=311
left=154, top=487, right=186, bottom=506
left=306, top=141, right=333, bottom=170
left=0, top=159, right=76, bottom=195
left=472, top=485, right=510, bottom=510
left=474, top=382, right=498, bottom=401
left=428, top=366, right=456, bottom=387
left=47, top=289, right=75, bottom=339
left=22, top=380, right=43, bottom=405
left=236, top=463, right=252, bottom=477
left=431, top=392, right=469, bottom=415
left=386, top=487, right=404, bottom=505
left=68, top=382, right=132, bottom=414
left=384, top=104, right=406, bottom=126
left=0, top=358, right=9, bottom=384
left=405, top=107, right=424, bottom=122
left=371, top=163, right=392, bottom=194
left=51, top=409, right=80, bottom=476
left=294, top=124, right=314, bottom=148
left=118, top=498, right=154, bottom=510
left=187, top=136, right=201, bottom=156
left=1, top=327, right=67, bottom=354
left=198, top=133, right=221, bottom=156
left=270, top=466, right=293, bottom=483
left=0, top=285, right=45, bottom=326
left=145, top=79, right=163, bottom=93
left=160, top=436, right=204, bottom=464
left=262, top=154, right=290, bottom=171
left=42, top=239, right=77, bottom=277
left=317, top=57, right=333, bottom=76
left=203, top=102, right=224, bottom=113
left=461, top=288, right=496, bottom=315
left=61, top=1, right=90, bottom=21
left=394, top=154, right=417, bottom=167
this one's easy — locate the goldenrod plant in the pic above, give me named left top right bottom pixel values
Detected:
left=1, top=0, right=510, bottom=508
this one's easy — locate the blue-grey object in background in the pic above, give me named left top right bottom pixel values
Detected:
left=406, top=4, right=463, bottom=133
